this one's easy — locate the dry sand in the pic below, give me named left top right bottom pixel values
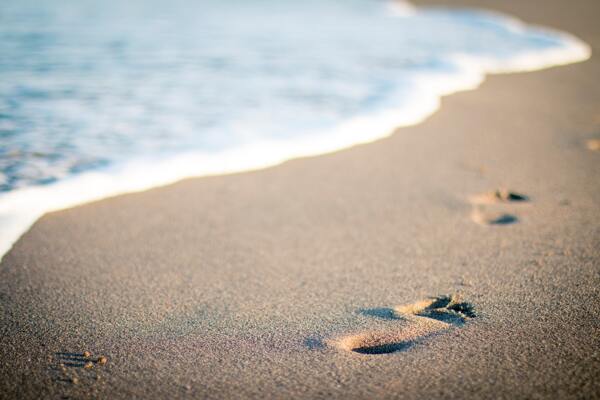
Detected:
left=1, top=0, right=599, bottom=398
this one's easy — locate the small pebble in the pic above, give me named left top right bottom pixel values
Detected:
left=71, top=377, right=79, bottom=385
left=84, top=362, right=94, bottom=370
left=83, top=351, right=91, bottom=358
left=97, top=356, right=107, bottom=365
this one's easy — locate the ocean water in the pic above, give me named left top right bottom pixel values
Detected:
left=0, top=0, right=590, bottom=257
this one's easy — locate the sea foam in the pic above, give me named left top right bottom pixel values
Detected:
left=0, top=0, right=591, bottom=259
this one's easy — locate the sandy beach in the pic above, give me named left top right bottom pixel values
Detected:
left=1, top=0, right=599, bottom=398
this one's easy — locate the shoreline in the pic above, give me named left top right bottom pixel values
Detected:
left=1, top=0, right=599, bottom=398
left=0, top=2, right=591, bottom=261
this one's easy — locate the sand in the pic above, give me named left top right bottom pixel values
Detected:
left=1, top=0, right=599, bottom=398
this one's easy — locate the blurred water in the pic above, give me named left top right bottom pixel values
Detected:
left=0, top=0, right=588, bottom=192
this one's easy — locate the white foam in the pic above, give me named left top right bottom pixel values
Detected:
left=387, top=0, right=417, bottom=17
left=0, top=2, right=591, bottom=260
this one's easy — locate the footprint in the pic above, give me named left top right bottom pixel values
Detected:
left=49, top=351, right=108, bottom=385
left=469, top=189, right=529, bottom=226
left=329, top=294, right=475, bottom=355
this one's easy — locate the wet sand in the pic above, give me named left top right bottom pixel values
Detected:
left=1, top=0, right=599, bottom=398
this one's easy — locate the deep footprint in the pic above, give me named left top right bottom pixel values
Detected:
left=331, top=294, right=475, bottom=355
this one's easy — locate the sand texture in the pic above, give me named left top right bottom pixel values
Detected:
left=0, top=0, right=599, bottom=398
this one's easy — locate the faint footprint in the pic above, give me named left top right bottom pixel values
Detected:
left=329, top=294, right=475, bottom=355
left=469, top=189, right=529, bottom=226
left=49, top=351, right=108, bottom=385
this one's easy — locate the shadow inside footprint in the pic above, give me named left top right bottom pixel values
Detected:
left=489, top=214, right=518, bottom=225
left=352, top=341, right=414, bottom=355
left=497, top=191, right=528, bottom=202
